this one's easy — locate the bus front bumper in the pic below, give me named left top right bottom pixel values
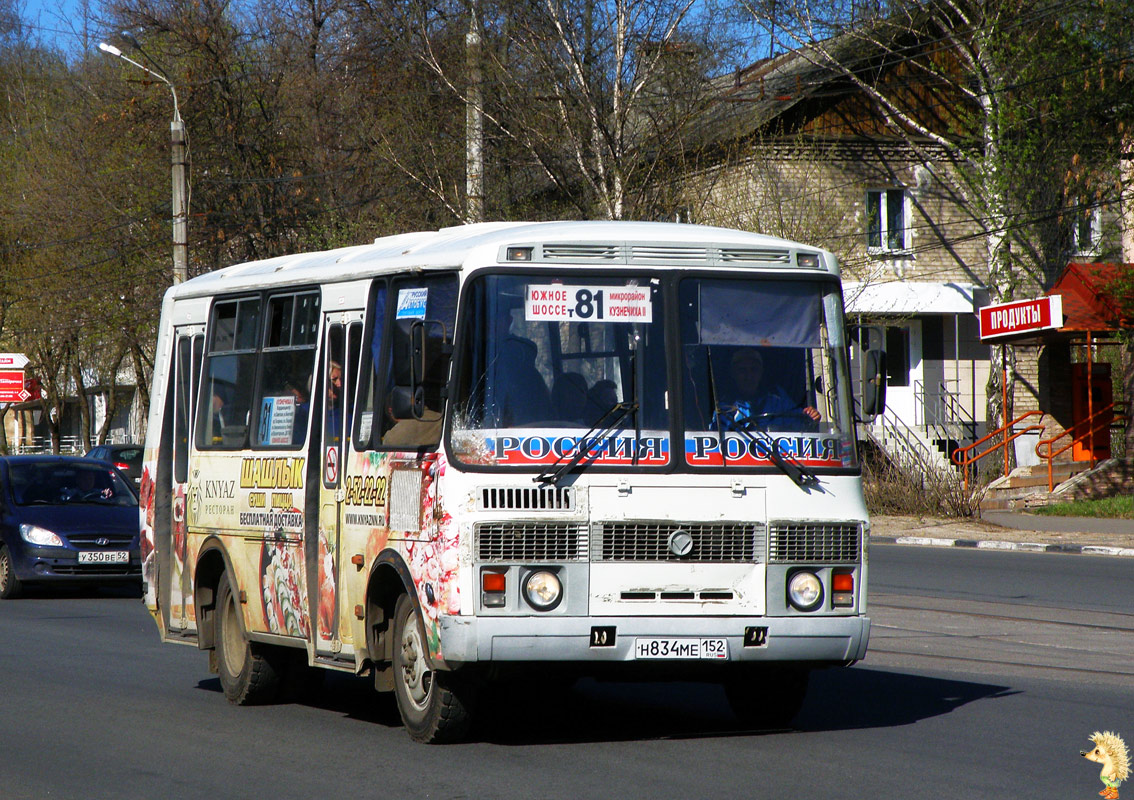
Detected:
left=438, top=614, right=869, bottom=666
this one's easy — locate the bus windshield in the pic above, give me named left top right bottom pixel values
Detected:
left=450, top=273, right=668, bottom=467
left=678, top=276, right=856, bottom=469
left=449, top=272, right=856, bottom=471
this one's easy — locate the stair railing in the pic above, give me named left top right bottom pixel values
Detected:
left=1035, top=401, right=1127, bottom=491
left=951, top=410, right=1047, bottom=491
left=876, top=409, right=948, bottom=476
left=914, top=379, right=979, bottom=444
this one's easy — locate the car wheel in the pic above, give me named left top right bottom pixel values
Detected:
left=724, top=666, right=810, bottom=728
left=215, top=572, right=282, bottom=705
left=392, top=593, right=474, bottom=743
left=0, top=545, right=22, bottom=599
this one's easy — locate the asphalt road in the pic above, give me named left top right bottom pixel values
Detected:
left=0, top=545, right=1130, bottom=799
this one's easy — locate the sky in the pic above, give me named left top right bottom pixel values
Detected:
left=16, top=0, right=97, bottom=53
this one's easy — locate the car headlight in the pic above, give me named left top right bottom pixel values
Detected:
left=523, top=570, right=562, bottom=611
left=787, top=571, right=823, bottom=611
left=20, top=524, right=64, bottom=547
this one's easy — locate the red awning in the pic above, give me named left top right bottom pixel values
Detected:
left=1046, top=262, right=1130, bottom=333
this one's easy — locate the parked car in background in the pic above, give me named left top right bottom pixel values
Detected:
left=0, top=456, right=141, bottom=599
left=84, top=443, right=143, bottom=485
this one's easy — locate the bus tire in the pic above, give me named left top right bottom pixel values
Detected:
left=215, top=572, right=282, bottom=705
left=392, top=593, right=472, bottom=743
left=0, top=545, right=22, bottom=599
left=724, top=666, right=809, bottom=728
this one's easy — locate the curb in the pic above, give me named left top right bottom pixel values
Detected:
left=872, top=536, right=1134, bottom=558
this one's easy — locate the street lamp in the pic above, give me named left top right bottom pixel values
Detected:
left=98, top=41, right=188, bottom=284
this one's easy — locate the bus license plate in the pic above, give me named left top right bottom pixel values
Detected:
left=78, top=550, right=129, bottom=564
left=634, top=638, right=728, bottom=660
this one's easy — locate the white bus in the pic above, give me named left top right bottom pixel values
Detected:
left=140, top=220, right=881, bottom=742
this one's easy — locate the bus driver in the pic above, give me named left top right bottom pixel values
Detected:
left=717, top=348, right=820, bottom=429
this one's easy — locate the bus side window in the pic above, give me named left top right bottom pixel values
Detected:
left=197, top=297, right=261, bottom=450
left=345, top=323, right=362, bottom=445
left=256, top=291, right=320, bottom=448
left=354, top=280, right=387, bottom=449
left=379, top=274, right=457, bottom=449
left=324, top=325, right=345, bottom=449
left=321, top=322, right=363, bottom=488
left=173, top=334, right=202, bottom=483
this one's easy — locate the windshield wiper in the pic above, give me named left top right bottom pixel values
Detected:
left=728, top=414, right=819, bottom=489
left=534, top=401, right=638, bottom=486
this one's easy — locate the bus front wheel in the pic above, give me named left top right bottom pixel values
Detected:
left=392, top=593, right=473, bottom=743
left=215, top=572, right=282, bottom=705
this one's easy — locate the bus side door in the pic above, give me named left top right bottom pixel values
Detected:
left=314, top=314, right=363, bottom=662
left=169, top=326, right=204, bottom=636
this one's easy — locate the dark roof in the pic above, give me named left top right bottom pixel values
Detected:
left=689, top=22, right=915, bottom=152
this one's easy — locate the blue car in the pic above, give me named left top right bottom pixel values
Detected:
left=0, top=456, right=141, bottom=599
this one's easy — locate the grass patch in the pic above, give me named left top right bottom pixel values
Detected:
left=1031, top=495, right=1134, bottom=519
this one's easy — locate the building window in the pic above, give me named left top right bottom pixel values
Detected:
left=867, top=188, right=909, bottom=253
left=1071, top=205, right=1101, bottom=256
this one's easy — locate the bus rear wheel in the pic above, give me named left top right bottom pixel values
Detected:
left=215, top=572, right=282, bottom=705
left=392, top=593, right=473, bottom=743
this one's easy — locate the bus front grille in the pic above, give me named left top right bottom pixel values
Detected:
left=592, top=522, right=763, bottom=563
left=767, top=522, right=861, bottom=563
left=476, top=522, right=587, bottom=562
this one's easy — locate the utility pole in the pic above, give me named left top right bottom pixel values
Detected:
left=171, top=117, right=188, bottom=283
left=465, top=5, right=484, bottom=224
left=99, top=41, right=188, bottom=284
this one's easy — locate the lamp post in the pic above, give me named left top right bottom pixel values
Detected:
left=98, top=42, right=188, bottom=284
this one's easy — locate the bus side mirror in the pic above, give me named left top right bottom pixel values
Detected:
left=390, top=319, right=451, bottom=420
left=860, top=348, right=887, bottom=419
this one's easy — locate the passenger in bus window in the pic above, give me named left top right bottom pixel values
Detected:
left=286, top=378, right=311, bottom=444
left=584, top=379, right=619, bottom=419
left=326, top=360, right=343, bottom=443
left=210, top=392, right=227, bottom=443
left=717, top=348, right=819, bottom=429
left=492, top=309, right=550, bottom=425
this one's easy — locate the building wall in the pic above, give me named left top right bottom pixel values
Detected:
left=687, top=143, right=995, bottom=430
left=686, top=143, right=990, bottom=288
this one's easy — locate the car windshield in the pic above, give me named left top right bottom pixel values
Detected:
left=9, top=462, right=138, bottom=507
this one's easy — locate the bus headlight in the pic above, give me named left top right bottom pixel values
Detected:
left=787, top=571, right=823, bottom=611
left=523, top=570, right=562, bottom=611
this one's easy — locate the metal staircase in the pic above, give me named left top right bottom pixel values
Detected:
left=862, top=382, right=981, bottom=477
left=863, top=410, right=957, bottom=476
